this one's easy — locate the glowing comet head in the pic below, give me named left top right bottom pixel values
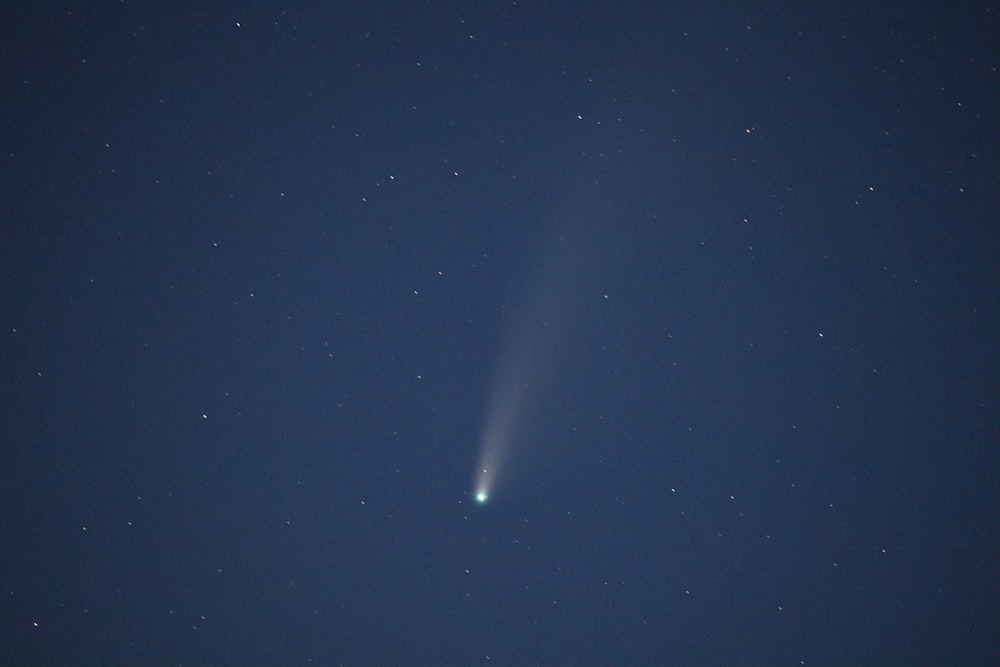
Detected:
left=474, top=467, right=492, bottom=505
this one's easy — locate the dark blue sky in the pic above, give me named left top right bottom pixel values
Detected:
left=1, top=3, right=997, bottom=665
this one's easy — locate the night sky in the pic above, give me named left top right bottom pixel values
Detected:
left=2, top=3, right=998, bottom=665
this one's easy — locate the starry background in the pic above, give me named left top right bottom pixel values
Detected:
left=1, top=2, right=998, bottom=665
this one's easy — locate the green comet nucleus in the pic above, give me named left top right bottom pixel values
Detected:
left=475, top=491, right=488, bottom=504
